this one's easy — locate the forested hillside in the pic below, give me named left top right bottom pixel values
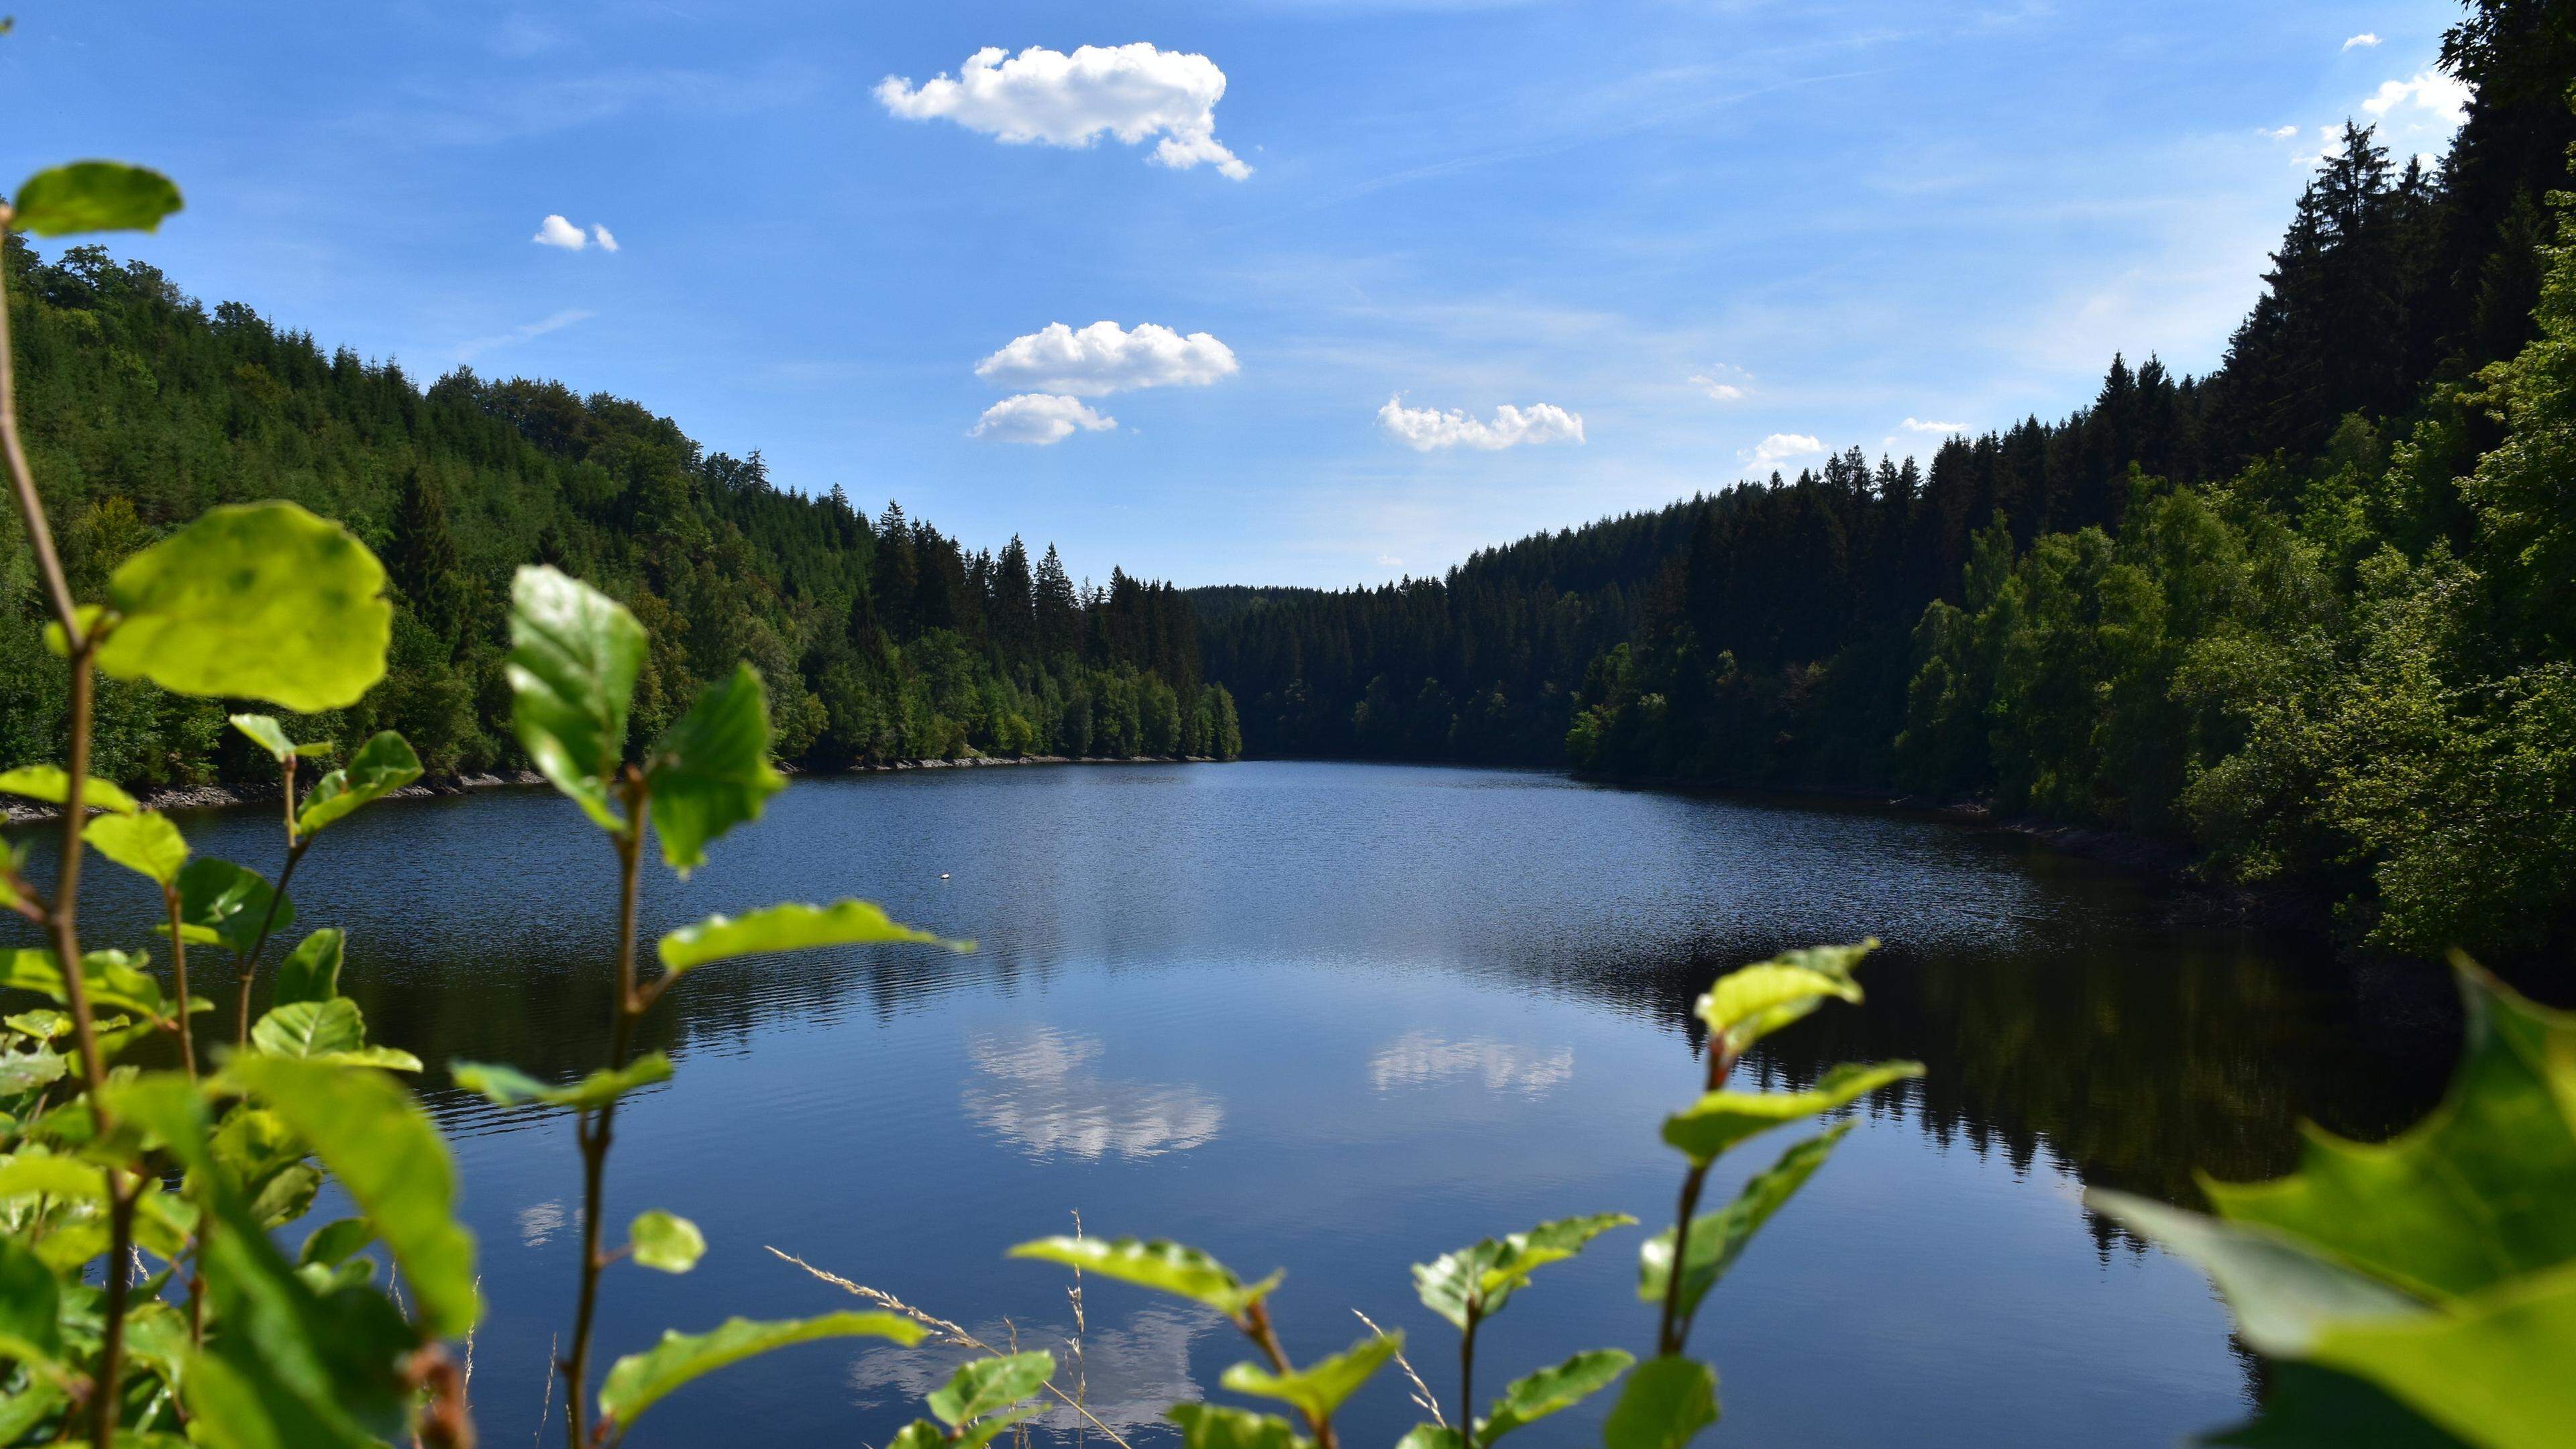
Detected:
left=0, top=237, right=1240, bottom=786
left=1198, top=0, right=2576, bottom=959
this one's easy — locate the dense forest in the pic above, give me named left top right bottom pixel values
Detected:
left=0, top=239, right=1241, bottom=786
left=1197, top=0, right=2576, bottom=961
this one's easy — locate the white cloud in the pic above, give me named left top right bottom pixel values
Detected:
left=1368, top=1032, right=1574, bottom=1096
left=2258, top=123, right=2300, bottom=140
left=1378, top=396, right=1585, bottom=451
left=1899, top=417, right=1967, bottom=435
left=1742, top=432, right=1824, bottom=470
left=531, top=213, right=588, bottom=249
left=975, top=321, right=1238, bottom=396
left=2343, top=33, right=2382, bottom=50
left=1376, top=553, right=1404, bottom=568
left=590, top=223, right=619, bottom=252
left=453, top=307, right=594, bottom=363
left=877, top=44, right=1250, bottom=179
left=970, top=393, right=1117, bottom=445
left=962, top=1028, right=1222, bottom=1160
left=2363, top=70, right=2472, bottom=130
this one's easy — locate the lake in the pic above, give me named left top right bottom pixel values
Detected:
left=21, top=761, right=2463, bottom=1446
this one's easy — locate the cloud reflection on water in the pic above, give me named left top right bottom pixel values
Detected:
left=963, top=1026, right=1224, bottom=1161
left=1368, top=1030, right=1574, bottom=1096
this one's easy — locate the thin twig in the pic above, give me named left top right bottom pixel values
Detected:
left=1354, top=1309, right=1442, bottom=1428
left=763, top=1246, right=1136, bottom=1449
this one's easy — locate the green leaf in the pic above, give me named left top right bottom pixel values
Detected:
left=2305, top=1260, right=2576, bottom=1449
left=91, top=502, right=392, bottom=712
left=228, top=714, right=297, bottom=763
left=1411, top=1212, right=1635, bottom=1329
left=1640, top=1124, right=1852, bottom=1321
left=2206, top=1362, right=2471, bottom=1448
left=0, top=764, right=138, bottom=814
left=1, top=947, right=182, bottom=1022
left=226, top=1055, right=478, bottom=1338
left=449, top=1052, right=672, bottom=1112
left=7, top=162, right=182, bottom=235
left=0, top=1051, right=66, bottom=1095
left=1008, top=1235, right=1282, bottom=1317
left=2202, top=965, right=2576, bottom=1303
left=1660, top=1059, right=1922, bottom=1167
left=627, top=1210, right=705, bottom=1273
left=1695, top=941, right=1874, bottom=1056
left=953, top=1407, right=1043, bottom=1449
left=0, top=1231, right=62, bottom=1363
left=83, top=810, right=188, bottom=885
left=927, top=1349, right=1054, bottom=1426
left=248, top=999, right=419, bottom=1069
left=1166, top=1403, right=1313, bottom=1449
left=1222, top=1333, right=1397, bottom=1421
left=270, top=930, right=344, bottom=1006
left=298, top=1218, right=374, bottom=1270
left=594, top=1312, right=924, bottom=1432
left=1600, top=1356, right=1718, bottom=1449
left=506, top=565, right=643, bottom=831
left=168, top=858, right=290, bottom=957
left=1478, top=1347, right=1633, bottom=1442
left=656, top=900, right=967, bottom=977
left=1395, top=1428, right=1464, bottom=1449
left=294, top=732, right=421, bottom=839
left=2085, top=1191, right=2428, bottom=1358
left=645, top=663, right=787, bottom=875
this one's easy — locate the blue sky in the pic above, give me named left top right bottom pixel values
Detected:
left=4, top=1, right=2473, bottom=588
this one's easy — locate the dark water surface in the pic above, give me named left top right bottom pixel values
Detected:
left=19, top=761, right=2464, bottom=1446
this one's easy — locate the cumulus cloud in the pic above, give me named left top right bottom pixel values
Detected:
left=590, top=223, right=619, bottom=252
left=1743, top=433, right=1823, bottom=470
left=2258, top=123, right=2300, bottom=140
left=877, top=44, right=1250, bottom=179
left=1377, top=553, right=1404, bottom=569
left=1900, top=417, right=1967, bottom=435
left=1377, top=396, right=1585, bottom=451
left=2343, top=32, right=2382, bottom=50
left=976, top=321, right=1238, bottom=396
left=1689, top=364, right=1752, bottom=402
left=532, top=213, right=589, bottom=249
left=2364, top=70, right=2472, bottom=129
left=970, top=393, right=1118, bottom=445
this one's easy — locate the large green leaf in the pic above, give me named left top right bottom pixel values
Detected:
left=449, top=1052, right=672, bottom=1112
left=0, top=1231, right=61, bottom=1364
left=248, top=999, right=421, bottom=1071
left=645, top=663, right=787, bottom=875
left=2207, top=1362, right=2470, bottom=1448
left=1220, top=1333, right=1397, bottom=1420
left=1660, top=1059, right=1921, bottom=1167
left=0, top=764, right=138, bottom=814
left=227, top=714, right=300, bottom=763
left=1167, top=1403, right=1313, bottom=1449
left=1640, top=1124, right=1851, bottom=1320
left=594, top=1312, right=923, bottom=1432
left=106, top=1075, right=412, bottom=1448
left=89, top=502, right=391, bottom=712
left=889, top=1409, right=1042, bottom=1449
left=628, top=1210, right=705, bottom=1274
left=1695, top=941, right=1874, bottom=1056
left=83, top=810, right=188, bottom=885
left=168, top=857, right=290, bottom=955
left=294, top=732, right=420, bottom=839
left=2305, top=1260, right=2576, bottom=1449
left=1478, top=1347, right=1633, bottom=1442
left=2, top=947, right=187, bottom=1023
left=656, top=900, right=966, bottom=977
left=270, top=930, right=344, bottom=1006
left=0, top=1051, right=66, bottom=1095
left=7, top=162, right=182, bottom=235
left=506, top=566, right=643, bottom=831
left=227, top=1055, right=477, bottom=1338
left=1600, top=1356, right=1718, bottom=1449
left=926, top=1350, right=1054, bottom=1426
left=2086, top=1191, right=2428, bottom=1358
left=1411, top=1212, right=1634, bottom=1329
left=1009, top=1236, right=1282, bottom=1317
left=2202, top=967, right=2576, bottom=1303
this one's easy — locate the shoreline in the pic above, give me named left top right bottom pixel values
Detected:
left=0, top=753, right=1222, bottom=823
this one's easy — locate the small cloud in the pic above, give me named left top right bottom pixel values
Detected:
left=971, top=393, right=1118, bottom=445
left=2343, top=32, right=2382, bottom=50
left=1378, top=396, right=1585, bottom=451
left=590, top=223, right=619, bottom=252
left=454, top=307, right=595, bottom=362
left=2363, top=70, right=2472, bottom=129
left=1688, top=364, right=1752, bottom=402
left=976, top=321, right=1237, bottom=396
left=2257, top=123, right=2300, bottom=140
left=878, top=43, right=1250, bottom=180
left=1742, top=433, right=1823, bottom=470
left=532, top=213, right=588, bottom=249
left=1899, top=417, right=1967, bottom=435
left=1376, top=553, right=1403, bottom=569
